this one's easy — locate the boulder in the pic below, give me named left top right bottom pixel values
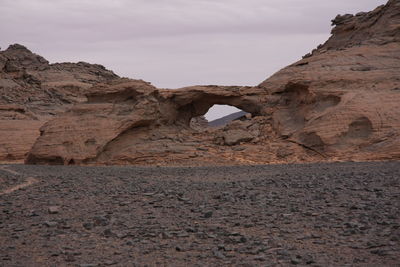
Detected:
left=222, top=130, right=254, bottom=146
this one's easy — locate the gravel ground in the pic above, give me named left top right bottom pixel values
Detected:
left=0, top=162, right=399, bottom=266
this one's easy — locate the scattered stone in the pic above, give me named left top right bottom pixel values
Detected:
left=43, top=221, right=58, bottom=227
left=48, top=206, right=60, bottom=214
left=254, top=255, right=266, bottom=261
left=104, top=260, right=118, bottom=266
left=304, top=254, right=315, bottom=264
left=232, top=147, right=246, bottom=151
left=291, top=257, right=302, bottom=265
left=65, top=254, right=75, bottom=262
left=212, top=249, right=226, bottom=259
left=203, top=211, right=213, bottom=218
left=222, top=130, right=254, bottom=146
left=103, top=229, right=114, bottom=238
left=125, top=240, right=134, bottom=246
left=1, top=154, right=400, bottom=266
left=82, top=222, right=93, bottom=230
left=93, top=216, right=109, bottom=226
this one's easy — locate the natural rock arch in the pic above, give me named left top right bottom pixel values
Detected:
left=21, top=0, right=400, bottom=165
left=162, top=86, right=264, bottom=126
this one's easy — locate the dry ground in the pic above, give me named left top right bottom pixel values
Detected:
left=0, top=162, right=399, bottom=266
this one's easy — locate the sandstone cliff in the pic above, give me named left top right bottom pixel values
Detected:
left=258, top=0, right=400, bottom=161
left=2, top=0, right=400, bottom=165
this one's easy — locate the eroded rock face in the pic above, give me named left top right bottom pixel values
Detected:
left=4, top=0, right=400, bottom=165
left=0, top=44, right=119, bottom=162
left=25, top=81, right=273, bottom=165
left=258, top=0, right=400, bottom=161
left=26, top=80, right=161, bottom=164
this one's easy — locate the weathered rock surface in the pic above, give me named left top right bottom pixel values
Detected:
left=0, top=44, right=119, bottom=162
left=2, top=0, right=400, bottom=165
left=222, top=129, right=254, bottom=146
left=258, top=0, right=400, bottom=161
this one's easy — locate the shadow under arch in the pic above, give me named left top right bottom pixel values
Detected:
left=172, top=89, right=263, bottom=126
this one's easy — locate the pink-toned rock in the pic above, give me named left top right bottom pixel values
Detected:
left=258, top=0, right=400, bottom=161
left=3, top=0, right=400, bottom=165
left=0, top=44, right=120, bottom=163
left=26, top=80, right=160, bottom=164
left=0, top=120, right=44, bottom=162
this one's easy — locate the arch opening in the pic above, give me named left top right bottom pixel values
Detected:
left=190, top=104, right=250, bottom=130
left=175, top=93, right=261, bottom=128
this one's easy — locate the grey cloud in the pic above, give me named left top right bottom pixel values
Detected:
left=1, top=0, right=387, bottom=42
left=0, top=0, right=387, bottom=81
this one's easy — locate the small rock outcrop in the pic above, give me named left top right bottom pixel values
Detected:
left=2, top=0, right=400, bottom=165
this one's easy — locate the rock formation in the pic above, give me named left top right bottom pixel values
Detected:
left=2, top=0, right=400, bottom=165
left=0, top=44, right=119, bottom=162
left=258, top=0, right=400, bottom=161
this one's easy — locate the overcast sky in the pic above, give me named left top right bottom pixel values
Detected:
left=0, top=0, right=387, bottom=120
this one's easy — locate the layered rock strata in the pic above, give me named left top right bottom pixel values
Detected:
left=0, top=44, right=119, bottom=161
